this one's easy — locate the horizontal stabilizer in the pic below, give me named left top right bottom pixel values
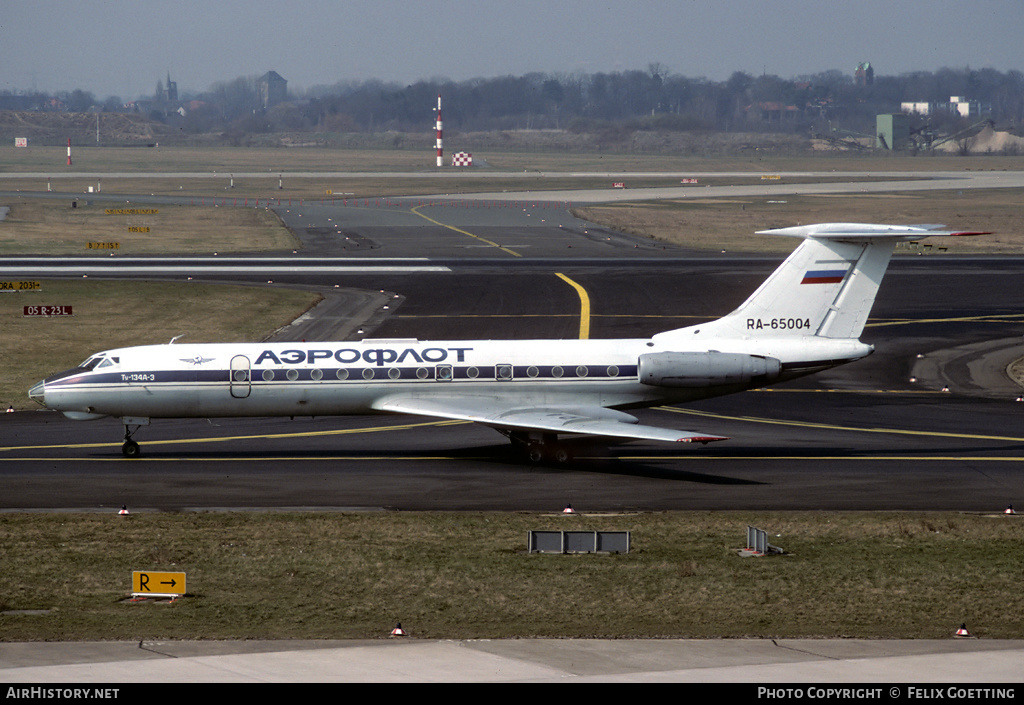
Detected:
left=756, top=222, right=991, bottom=241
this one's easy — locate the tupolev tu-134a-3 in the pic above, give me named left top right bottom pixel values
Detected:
left=29, top=223, right=985, bottom=461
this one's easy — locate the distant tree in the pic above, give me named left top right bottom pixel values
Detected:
left=21, top=65, right=1024, bottom=140
left=64, top=89, right=95, bottom=112
left=205, top=76, right=260, bottom=123
left=266, top=102, right=306, bottom=131
left=100, top=95, right=123, bottom=112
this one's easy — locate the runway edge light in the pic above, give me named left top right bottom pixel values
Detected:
left=390, top=622, right=407, bottom=637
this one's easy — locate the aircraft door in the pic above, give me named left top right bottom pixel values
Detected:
left=229, top=355, right=251, bottom=398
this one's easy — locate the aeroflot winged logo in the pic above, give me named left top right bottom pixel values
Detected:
left=181, top=355, right=216, bottom=365
left=254, top=346, right=474, bottom=367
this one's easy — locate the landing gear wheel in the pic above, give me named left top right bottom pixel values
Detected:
left=120, top=420, right=148, bottom=459
left=122, top=440, right=141, bottom=458
left=526, top=444, right=545, bottom=464
left=552, top=446, right=573, bottom=464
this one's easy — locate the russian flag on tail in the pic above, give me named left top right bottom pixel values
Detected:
left=801, top=268, right=848, bottom=284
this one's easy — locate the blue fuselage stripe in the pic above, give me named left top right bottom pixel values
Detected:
left=47, top=365, right=641, bottom=387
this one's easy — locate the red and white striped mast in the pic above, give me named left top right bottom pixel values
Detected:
left=434, top=94, right=443, bottom=167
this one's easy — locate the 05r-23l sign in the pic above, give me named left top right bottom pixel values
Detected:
left=24, top=306, right=73, bottom=317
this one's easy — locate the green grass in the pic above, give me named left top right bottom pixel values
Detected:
left=4, top=145, right=1024, bottom=174
left=0, top=511, right=1020, bottom=641
left=575, top=188, right=1024, bottom=254
left=3, top=145, right=1024, bottom=202
left=0, top=199, right=298, bottom=254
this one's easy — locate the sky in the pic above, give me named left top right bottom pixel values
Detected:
left=2, top=0, right=1023, bottom=100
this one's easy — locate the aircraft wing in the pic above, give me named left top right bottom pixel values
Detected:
left=373, top=396, right=728, bottom=444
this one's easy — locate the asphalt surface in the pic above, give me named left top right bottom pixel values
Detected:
left=4, top=199, right=1024, bottom=512
left=3, top=175, right=1024, bottom=682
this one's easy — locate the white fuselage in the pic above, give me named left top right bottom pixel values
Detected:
left=34, top=334, right=870, bottom=421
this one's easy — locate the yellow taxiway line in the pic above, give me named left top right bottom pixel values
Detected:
left=555, top=273, right=591, bottom=339
left=409, top=204, right=591, bottom=339
left=0, top=419, right=469, bottom=453
left=663, top=406, right=1024, bottom=444
left=410, top=204, right=521, bottom=257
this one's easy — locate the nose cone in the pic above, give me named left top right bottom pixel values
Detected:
left=28, top=380, right=46, bottom=407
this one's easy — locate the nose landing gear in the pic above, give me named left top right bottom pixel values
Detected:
left=120, top=417, right=150, bottom=458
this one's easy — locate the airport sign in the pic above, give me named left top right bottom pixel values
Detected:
left=132, top=571, right=186, bottom=597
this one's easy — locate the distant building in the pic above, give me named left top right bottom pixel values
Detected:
left=876, top=113, right=909, bottom=150
left=258, top=71, right=287, bottom=109
left=900, top=96, right=988, bottom=118
left=164, top=72, right=178, bottom=102
left=746, top=101, right=800, bottom=127
left=901, top=102, right=932, bottom=115
left=948, top=96, right=982, bottom=118
left=854, top=62, right=874, bottom=86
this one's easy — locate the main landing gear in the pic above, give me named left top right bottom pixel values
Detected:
left=506, top=431, right=574, bottom=465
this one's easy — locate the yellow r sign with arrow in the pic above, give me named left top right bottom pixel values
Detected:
left=132, top=571, right=186, bottom=597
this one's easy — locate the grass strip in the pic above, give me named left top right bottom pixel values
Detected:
left=0, top=199, right=297, bottom=254
left=575, top=188, right=1024, bottom=254
left=0, top=511, right=1020, bottom=641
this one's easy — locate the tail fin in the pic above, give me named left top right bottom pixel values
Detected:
left=655, top=223, right=986, bottom=343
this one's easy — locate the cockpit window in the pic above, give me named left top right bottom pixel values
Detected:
left=79, top=356, right=103, bottom=371
left=79, top=355, right=115, bottom=371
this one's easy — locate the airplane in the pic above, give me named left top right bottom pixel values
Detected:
left=28, top=223, right=983, bottom=461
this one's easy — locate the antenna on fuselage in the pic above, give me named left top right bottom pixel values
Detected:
left=169, top=335, right=185, bottom=345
